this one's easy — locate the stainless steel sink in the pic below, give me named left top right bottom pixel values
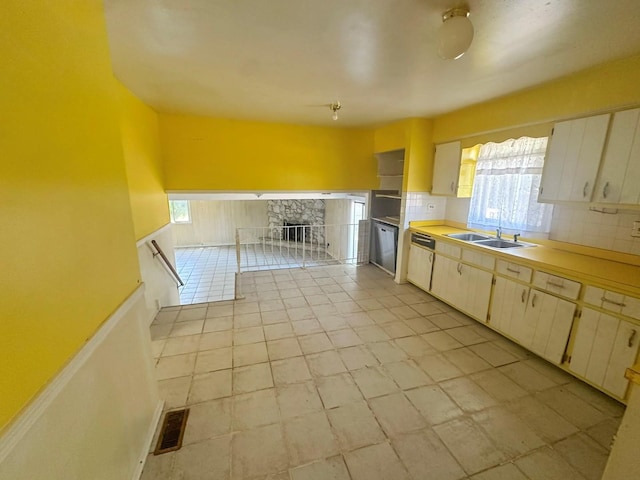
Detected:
left=474, top=238, right=525, bottom=249
left=445, top=233, right=491, bottom=241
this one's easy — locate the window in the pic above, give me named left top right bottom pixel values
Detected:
left=467, top=136, right=553, bottom=234
left=169, top=200, right=191, bottom=223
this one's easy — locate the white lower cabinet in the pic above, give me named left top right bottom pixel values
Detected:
left=489, top=276, right=529, bottom=334
left=511, top=289, right=576, bottom=365
left=407, top=245, right=434, bottom=291
left=431, top=254, right=492, bottom=321
left=570, top=308, right=640, bottom=398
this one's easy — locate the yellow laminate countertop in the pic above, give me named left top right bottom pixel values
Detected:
left=410, top=224, right=640, bottom=298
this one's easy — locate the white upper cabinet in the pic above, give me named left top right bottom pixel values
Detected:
left=594, top=108, right=640, bottom=205
left=432, top=141, right=462, bottom=196
left=539, top=113, right=610, bottom=203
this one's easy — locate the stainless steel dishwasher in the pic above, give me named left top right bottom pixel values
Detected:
left=370, top=219, right=398, bottom=274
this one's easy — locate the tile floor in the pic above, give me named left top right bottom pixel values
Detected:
left=146, top=264, right=625, bottom=480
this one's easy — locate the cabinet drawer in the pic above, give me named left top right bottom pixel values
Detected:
left=462, top=248, right=495, bottom=270
left=532, top=271, right=581, bottom=299
left=584, top=286, right=640, bottom=320
left=496, top=260, right=532, bottom=283
left=435, top=241, right=461, bottom=258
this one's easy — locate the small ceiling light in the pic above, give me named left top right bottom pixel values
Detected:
left=330, top=101, right=341, bottom=121
left=438, top=7, right=474, bottom=60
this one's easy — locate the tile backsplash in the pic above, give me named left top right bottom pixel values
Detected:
left=402, top=192, right=447, bottom=227
left=549, top=205, right=640, bottom=255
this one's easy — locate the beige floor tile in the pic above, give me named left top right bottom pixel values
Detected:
left=554, top=433, right=609, bottom=480
left=261, top=309, right=290, bottom=325
left=377, top=296, right=405, bottom=309
left=203, top=316, right=233, bottom=333
left=279, top=288, right=303, bottom=299
left=233, top=388, right=280, bottom=430
left=264, top=322, right=295, bottom=340
left=328, top=329, right=363, bottom=348
left=298, top=332, right=333, bottom=354
left=327, top=401, right=386, bottom=450
left=177, top=307, right=208, bottom=322
left=233, top=342, right=268, bottom=367
left=317, top=314, right=350, bottom=331
left=367, top=340, right=408, bottom=364
left=442, top=347, right=491, bottom=374
left=171, top=320, right=205, bottom=337
left=421, top=331, right=464, bottom=351
left=367, top=309, right=400, bottom=324
left=287, top=307, right=316, bottom=321
left=344, top=442, right=410, bottom=480
left=354, top=325, right=390, bottom=343
left=234, top=326, right=265, bottom=345
left=235, top=301, right=260, bottom=315
left=335, top=300, right=363, bottom=315
left=586, top=418, right=621, bottom=451
left=505, top=395, right=579, bottom=443
left=289, top=455, right=350, bottom=480
left=283, top=296, right=309, bottom=309
left=381, top=321, right=415, bottom=339
left=301, top=286, right=324, bottom=296
left=468, top=342, right=519, bottom=367
left=183, top=398, right=232, bottom=445
left=151, top=323, right=173, bottom=340
left=188, top=369, right=232, bottom=404
left=351, top=366, right=399, bottom=398
left=156, top=353, right=197, bottom=380
left=283, top=411, right=339, bottom=466
left=405, top=385, right=463, bottom=425
left=321, top=284, right=344, bottom=294
left=158, top=376, right=191, bottom=409
left=469, top=369, right=528, bottom=402
left=194, top=347, right=232, bottom=373
left=392, top=429, right=466, bottom=480
left=429, top=313, right=464, bottom=329
left=415, top=353, right=464, bottom=382
left=267, top=338, right=303, bottom=360
left=260, top=299, right=285, bottom=312
left=200, top=330, right=232, bottom=350
left=231, top=424, right=288, bottom=479
left=344, top=311, right=375, bottom=328
left=515, top=447, right=586, bottom=480
left=472, top=406, right=545, bottom=457
left=277, top=381, right=323, bottom=419
left=433, top=417, right=508, bottom=475
left=155, top=309, right=179, bottom=324
left=406, top=301, right=443, bottom=316
left=383, top=360, right=433, bottom=390
left=311, top=303, right=340, bottom=317
left=338, top=345, right=379, bottom=370
left=523, top=357, right=574, bottom=385
left=397, top=292, right=425, bottom=305
left=389, top=305, right=421, bottom=320
left=233, top=362, right=274, bottom=394
left=162, top=335, right=201, bottom=356
left=356, top=298, right=385, bottom=311
left=234, top=312, right=262, bottom=329
left=470, top=463, right=528, bottom=480
left=498, top=361, right=558, bottom=392
left=316, top=372, right=363, bottom=409
left=306, top=294, right=331, bottom=306
left=536, top=386, right=607, bottom=429
left=151, top=339, right=166, bottom=358
left=445, top=326, right=488, bottom=346
left=440, top=377, right=499, bottom=412
left=175, top=435, right=231, bottom=480
left=369, top=392, right=427, bottom=436
left=403, top=317, right=440, bottom=334
left=327, top=292, right=351, bottom=303
left=394, top=336, right=435, bottom=358
left=206, top=304, right=234, bottom=318
left=139, top=452, right=175, bottom=480
left=292, top=319, right=323, bottom=335
left=306, top=350, right=347, bottom=377
left=272, top=356, right=312, bottom=385
left=564, top=382, right=625, bottom=418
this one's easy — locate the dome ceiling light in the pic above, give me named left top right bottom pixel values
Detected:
left=438, top=6, right=474, bottom=60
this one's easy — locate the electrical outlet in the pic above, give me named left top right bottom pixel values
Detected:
left=427, top=203, right=436, bottom=210
left=632, top=221, right=640, bottom=238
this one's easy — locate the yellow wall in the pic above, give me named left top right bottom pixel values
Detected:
left=433, top=54, right=640, bottom=146
left=160, top=114, right=378, bottom=191
left=118, top=83, right=170, bottom=240
left=373, top=119, right=411, bottom=153
left=404, top=118, right=434, bottom=193
left=0, top=2, right=141, bottom=430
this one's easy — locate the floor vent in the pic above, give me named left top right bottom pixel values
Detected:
left=154, top=408, right=189, bottom=455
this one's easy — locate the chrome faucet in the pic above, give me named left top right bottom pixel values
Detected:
left=496, top=227, right=502, bottom=239
left=513, top=233, right=520, bottom=243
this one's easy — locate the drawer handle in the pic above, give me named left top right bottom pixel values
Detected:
left=429, top=252, right=433, bottom=263
left=450, top=181, right=455, bottom=192
left=521, top=289, right=526, bottom=303
left=629, top=329, right=637, bottom=348
left=603, top=182, right=610, bottom=199
left=583, top=181, right=589, bottom=198
left=457, top=263, right=463, bottom=275
left=531, top=293, right=537, bottom=308
left=547, top=281, right=565, bottom=289
left=507, top=267, right=521, bottom=275
left=601, top=297, right=627, bottom=308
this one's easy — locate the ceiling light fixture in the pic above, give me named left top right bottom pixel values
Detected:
left=330, top=101, right=341, bottom=121
left=438, top=7, right=474, bottom=60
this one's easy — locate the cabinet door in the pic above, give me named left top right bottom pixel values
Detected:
left=603, top=319, right=640, bottom=398
left=459, top=263, right=493, bottom=321
left=594, top=108, right=640, bottom=205
left=490, top=277, right=529, bottom=334
left=539, top=113, right=610, bottom=202
left=407, top=245, right=433, bottom=292
left=432, top=141, right=461, bottom=196
left=430, top=255, right=463, bottom=307
left=523, top=290, right=576, bottom=364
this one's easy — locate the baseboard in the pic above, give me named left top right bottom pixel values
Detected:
left=132, top=399, right=165, bottom=480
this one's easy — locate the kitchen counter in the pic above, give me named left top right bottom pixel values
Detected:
left=372, top=216, right=400, bottom=227
left=410, top=223, right=640, bottom=297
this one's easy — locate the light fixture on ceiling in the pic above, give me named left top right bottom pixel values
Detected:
left=329, top=101, right=341, bottom=121
left=438, top=6, right=474, bottom=60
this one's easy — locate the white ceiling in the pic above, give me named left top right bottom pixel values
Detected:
left=104, top=0, right=640, bottom=127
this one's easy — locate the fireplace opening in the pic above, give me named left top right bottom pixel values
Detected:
left=284, top=222, right=309, bottom=242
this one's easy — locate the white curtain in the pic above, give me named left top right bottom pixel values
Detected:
left=467, top=136, right=553, bottom=234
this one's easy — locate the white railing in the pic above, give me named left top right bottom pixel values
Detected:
left=235, top=223, right=370, bottom=274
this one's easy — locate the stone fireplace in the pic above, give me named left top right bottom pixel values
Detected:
left=267, top=199, right=325, bottom=245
